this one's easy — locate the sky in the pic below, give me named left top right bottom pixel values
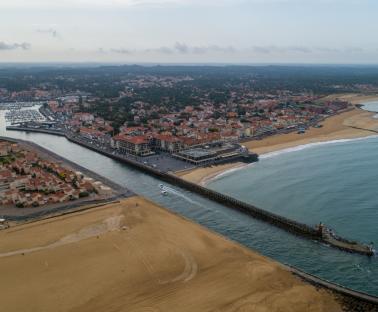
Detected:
left=1, top=0, right=378, bottom=64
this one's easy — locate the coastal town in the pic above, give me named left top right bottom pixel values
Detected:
left=0, top=140, right=113, bottom=209
left=1, top=64, right=378, bottom=311
left=1, top=69, right=361, bottom=171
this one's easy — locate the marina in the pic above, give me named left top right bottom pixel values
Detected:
left=0, top=101, right=44, bottom=110
left=5, top=109, right=46, bottom=124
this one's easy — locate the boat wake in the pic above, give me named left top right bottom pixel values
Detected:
left=159, top=185, right=202, bottom=206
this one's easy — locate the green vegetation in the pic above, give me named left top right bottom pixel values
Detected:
left=79, top=191, right=89, bottom=198
left=0, top=155, right=15, bottom=165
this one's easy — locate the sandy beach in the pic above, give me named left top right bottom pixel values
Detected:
left=176, top=162, right=246, bottom=185
left=0, top=196, right=345, bottom=312
left=243, top=108, right=377, bottom=155
left=179, top=94, right=378, bottom=185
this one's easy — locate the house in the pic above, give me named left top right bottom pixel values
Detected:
left=74, top=112, right=95, bottom=123
left=0, top=142, right=10, bottom=157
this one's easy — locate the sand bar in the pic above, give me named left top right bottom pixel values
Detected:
left=0, top=196, right=344, bottom=312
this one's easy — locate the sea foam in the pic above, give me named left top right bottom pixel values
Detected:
left=260, top=135, right=378, bottom=160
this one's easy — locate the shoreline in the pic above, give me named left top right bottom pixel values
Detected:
left=197, top=133, right=378, bottom=186
left=178, top=95, right=378, bottom=186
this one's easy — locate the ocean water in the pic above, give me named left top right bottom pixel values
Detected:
left=208, top=137, right=378, bottom=246
left=362, top=100, right=378, bottom=113
left=1, top=111, right=378, bottom=296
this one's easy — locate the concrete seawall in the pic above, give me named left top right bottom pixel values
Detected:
left=288, top=266, right=378, bottom=309
left=6, top=127, right=66, bottom=136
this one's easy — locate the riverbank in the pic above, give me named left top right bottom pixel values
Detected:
left=0, top=196, right=350, bottom=311
left=1, top=136, right=128, bottom=195
left=179, top=97, right=378, bottom=185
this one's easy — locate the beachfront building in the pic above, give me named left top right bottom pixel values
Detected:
left=111, top=134, right=154, bottom=156
left=79, top=127, right=112, bottom=145
left=152, top=134, right=183, bottom=153
left=173, top=143, right=253, bottom=165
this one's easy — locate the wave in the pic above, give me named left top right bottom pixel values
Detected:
left=361, top=101, right=378, bottom=113
left=206, top=135, right=378, bottom=185
left=260, top=135, right=378, bottom=159
left=203, top=163, right=254, bottom=185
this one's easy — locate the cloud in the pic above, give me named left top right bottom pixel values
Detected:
left=174, top=42, right=190, bottom=54
left=249, top=45, right=372, bottom=58
left=344, top=47, right=364, bottom=53
left=191, top=44, right=236, bottom=54
left=144, top=46, right=174, bottom=54
left=110, top=48, right=134, bottom=54
left=173, top=42, right=236, bottom=54
left=0, top=41, right=31, bottom=51
left=36, top=28, right=60, bottom=38
left=103, top=43, right=237, bottom=55
left=313, top=47, right=340, bottom=53
left=100, top=43, right=372, bottom=60
left=251, top=45, right=312, bottom=54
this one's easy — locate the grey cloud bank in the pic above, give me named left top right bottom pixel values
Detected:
left=0, top=42, right=31, bottom=51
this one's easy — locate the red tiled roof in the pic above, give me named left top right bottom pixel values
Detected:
left=113, top=135, right=149, bottom=145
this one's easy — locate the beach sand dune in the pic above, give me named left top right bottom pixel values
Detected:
left=0, top=197, right=342, bottom=312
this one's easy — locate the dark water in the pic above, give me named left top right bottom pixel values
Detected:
left=1, top=114, right=377, bottom=296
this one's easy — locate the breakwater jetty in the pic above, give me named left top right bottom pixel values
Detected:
left=5, top=126, right=375, bottom=256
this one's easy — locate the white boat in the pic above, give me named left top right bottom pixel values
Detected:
left=161, top=190, right=168, bottom=196
left=159, top=184, right=164, bottom=189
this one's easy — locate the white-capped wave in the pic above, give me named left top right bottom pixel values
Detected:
left=260, top=135, right=378, bottom=159
left=203, top=163, right=253, bottom=185
left=206, top=134, right=378, bottom=184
